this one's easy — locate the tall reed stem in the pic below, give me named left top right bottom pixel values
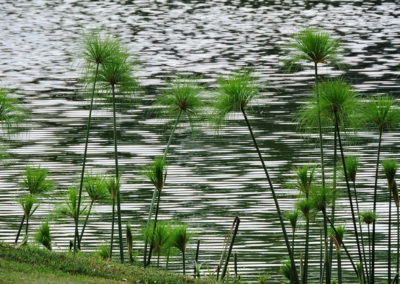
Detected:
left=338, top=251, right=342, bottom=284
left=75, top=63, right=99, bottom=252
left=112, top=85, right=124, bottom=263
left=397, top=204, right=399, bottom=284
left=15, top=214, right=25, bottom=244
left=389, top=189, right=392, bottom=282
left=222, top=217, right=240, bottom=280
left=143, top=110, right=182, bottom=266
left=241, top=107, right=300, bottom=284
left=371, top=129, right=383, bottom=281
left=79, top=199, right=94, bottom=246
left=110, top=197, right=115, bottom=259
left=303, top=217, right=310, bottom=284
left=335, top=113, right=365, bottom=280
left=147, top=191, right=161, bottom=266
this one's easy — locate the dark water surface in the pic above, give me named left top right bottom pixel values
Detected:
left=0, top=0, right=400, bottom=282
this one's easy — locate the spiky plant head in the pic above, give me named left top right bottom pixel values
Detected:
left=171, top=223, right=192, bottom=254
left=0, top=88, right=26, bottom=135
left=285, top=210, right=299, bottom=230
left=310, top=186, right=333, bottom=212
left=23, top=166, right=54, bottom=195
left=295, top=165, right=316, bottom=195
left=126, top=222, right=133, bottom=252
left=143, top=157, right=167, bottom=192
left=298, top=79, right=360, bottom=133
left=84, top=173, right=110, bottom=202
left=362, top=96, right=400, bottom=131
left=279, top=259, right=293, bottom=282
left=96, top=245, right=110, bottom=260
left=97, top=47, right=138, bottom=96
left=106, top=176, right=120, bottom=201
left=361, top=211, right=376, bottom=225
left=19, top=194, right=39, bottom=219
left=329, top=225, right=346, bottom=243
left=157, top=76, right=204, bottom=120
left=296, top=198, right=313, bottom=220
left=56, top=188, right=86, bottom=220
left=285, top=28, right=341, bottom=70
left=81, top=32, right=121, bottom=66
left=344, top=156, right=359, bottom=183
left=153, top=222, right=172, bottom=254
left=382, top=160, right=398, bottom=184
left=35, top=221, right=51, bottom=250
left=213, top=69, right=258, bottom=128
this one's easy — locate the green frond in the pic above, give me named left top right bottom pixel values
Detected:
left=56, top=188, right=86, bottom=220
left=362, top=96, right=400, bottom=131
left=361, top=211, right=376, bottom=225
left=96, top=245, right=110, bottom=260
left=328, top=225, right=346, bottom=243
left=106, top=176, right=120, bottom=201
left=213, top=69, right=259, bottom=128
left=296, top=198, right=313, bottom=220
left=81, top=32, right=121, bottom=66
left=285, top=210, right=299, bottom=230
left=344, top=156, right=359, bottom=183
left=156, top=76, right=204, bottom=119
left=126, top=222, right=133, bottom=256
left=280, top=259, right=293, bottom=282
left=310, top=186, right=333, bottom=212
left=143, top=157, right=167, bottom=192
left=297, top=79, right=360, bottom=133
left=382, top=160, right=397, bottom=184
left=35, top=221, right=52, bottom=250
left=84, top=173, right=110, bottom=202
left=171, top=223, right=192, bottom=254
left=0, top=88, right=26, bottom=135
left=285, top=28, right=341, bottom=70
left=23, top=166, right=54, bottom=195
left=295, top=165, right=316, bottom=195
left=19, top=194, right=39, bottom=219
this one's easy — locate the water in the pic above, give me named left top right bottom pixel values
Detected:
left=0, top=0, right=400, bottom=282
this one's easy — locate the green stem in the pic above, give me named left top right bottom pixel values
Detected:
left=353, top=180, right=369, bottom=281
left=303, top=217, right=310, bottom=284
left=79, top=199, right=94, bottom=245
left=389, top=189, right=392, bottom=282
left=372, top=129, right=383, bottom=282
left=222, top=217, right=240, bottom=280
left=25, top=217, right=29, bottom=239
left=335, top=113, right=364, bottom=280
left=328, top=128, right=337, bottom=284
left=75, top=63, right=99, bottom=253
left=320, top=229, right=323, bottom=284
left=194, top=240, right=200, bottom=278
left=143, top=110, right=182, bottom=266
left=147, top=190, right=161, bottom=266
left=15, top=214, right=25, bottom=244
left=183, top=250, right=186, bottom=275
left=338, top=251, right=342, bottom=284
left=112, top=84, right=123, bottom=263
left=314, top=62, right=325, bottom=188
left=241, top=107, right=300, bottom=284
left=110, top=197, right=115, bottom=260
left=397, top=204, right=399, bottom=284
left=368, top=225, right=371, bottom=283
left=323, top=209, right=358, bottom=274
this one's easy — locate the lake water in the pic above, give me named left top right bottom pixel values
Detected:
left=0, top=0, right=399, bottom=282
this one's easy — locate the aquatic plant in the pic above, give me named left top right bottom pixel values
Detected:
left=15, top=167, right=54, bottom=244
left=107, top=176, right=120, bottom=260
left=79, top=173, right=109, bottom=247
left=171, top=223, right=192, bottom=275
left=362, top=96, right=400, bottom=280
left=296, top=198, right=313, bottom=284
left=126, top=222, right=134, bottom=263
left=75, top=32, right=122, bottom=253
left=295, top=165, right=316, bottom=198
left=0, top=87, right=26, bottom=134
left=329, top=225, right=345, bottom=284
left=382, top=160, right=399, bottom=283
left=144, top=157, right=167, bottom=266
left=361, top=211, right=377, bottom=281
left=213, top=69, right=300, bottom=283
left=19, top=194, right=39, bottom=240
left=35, top=221, right=51, bottom=250
left=96, top=42, right=138, bottom=263
left=286, top=210, right=299, bottom=255
left=57, top=188, right=87, bottom=223
left=96, top=245, right=111, bottom=260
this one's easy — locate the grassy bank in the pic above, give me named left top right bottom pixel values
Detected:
left=0, top=243, right=218, bottom=283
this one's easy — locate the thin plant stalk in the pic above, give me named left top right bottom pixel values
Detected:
left=143, top=110, right=182, bottom=266
left=371, top=129, right=383, bottom=281
left=79, top=199, right=95, bottom=245
left=147, top=190, right=162, bottom=266
left=368, top=224, right=371, bottom=280
left=303, top=217, right=310, bottom=284
left=112, top=85, right=124, bottom=263
left=320, top=229, right=323, bottom=284
left=221, top=216, right=240, bottom=280
left=194, top=240, right=200, bottom=278
left=15, top=214, right=25, bottom=244
left=353, top=179, right=369, bottom=281
left=74, top=63, right=100, bottom=252
left=242, top=107, right=299, bottom=283
left=397, top=204, right=399, bottom=284
left=335, top=112, right=364, bottom=279
left=338, top=250, right=342, bottom=284
left=110, top=196, right=115, bottom=259
left=314, top=62, right=325, bottom=188
left=182, top=250, right=186, bottom=275
left=389, top=188, right=392, bottom=282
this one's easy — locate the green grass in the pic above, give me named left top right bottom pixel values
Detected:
left=0, top=242, right=217, bottom=283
